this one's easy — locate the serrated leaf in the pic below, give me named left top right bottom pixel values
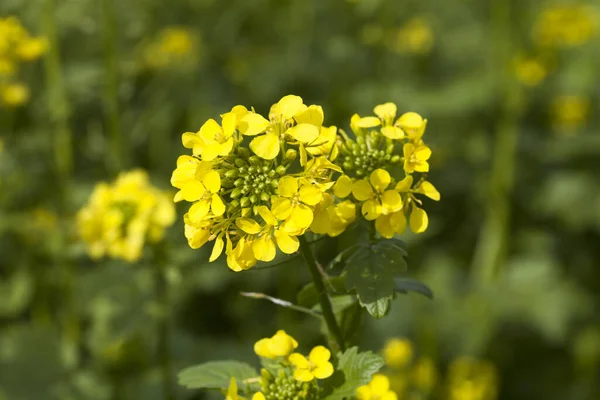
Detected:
left=297, top=276, right=347, bottom=308
left=322, top=347, right=385, bottom=400
left=362, top=296, right=392, bottom=318
left=178, top=361, right=258, bottom=390
left=394, top=278, right=434, bottom=299
left=344, top=239, right=407, bottom=317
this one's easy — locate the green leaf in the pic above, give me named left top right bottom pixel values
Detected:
left=312, top=295, right=356, bottom=314
left=344, top=239, right=407, bottom=318
left=394, top=278, right=434, bottom=299
left=297, top=276, right=347, bottom=308
left=322, top=347, right=385, bottom=400
left=178, top=361, right=258, bottom=390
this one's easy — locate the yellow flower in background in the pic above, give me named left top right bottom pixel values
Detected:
left=289, top=346, right=334, bottom=382
left=78, top=170, right=175, bottom=262
left=513, top=55, right=550, bottom=87
left=447, top=357, right=498, bottom=400
left=388, top=17, right=434, bottom=55
left=143, top=26, right=199, bottom=69
left=15, top=36, right=48, bottom=61
left=356, top=374, right=398, bottom=400
left=412, top=357, right=437, bottom=392
left=551, top=95, right=590, bottom=135
left=383, top=338, right=413, bottom=368
left=1, top=82, right=29, bottom=107
left=534, top=4, right=599, bottom=48
left=254, top=330, right=298, bottom=359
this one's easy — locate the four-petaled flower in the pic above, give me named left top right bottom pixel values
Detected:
left=289, top=345, right=334, bottom=382
left=254, top=330, right=299, bottom=359
left=351, top=169, right=403, bottom=221
left=356, top=374, right=398, bottom=400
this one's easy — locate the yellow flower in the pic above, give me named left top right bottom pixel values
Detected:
left=412, top=357, right=437, bottom=392
left=388, top=17, right=434, bottom=55
left=306, top=125, right=338, bottom=159
left=254, top=330, right=299, bottom=359
left=447, top=357, right=498, bottom=400
left=396, top=112, right=427, bottom=141
left=383, top=338, right=413, bottom=368
left=1, top=82, right=29, bottom=106
left=289, top=346, right=334, bottom=382
left=143, top=26, right=199, bottom=69
left=403, top=142, right=431, bottom=173
left=311, top=194, right=356, bottom=237
left=239, top=95, right=323, bottom=160
left=77, top=170, right=175, bottom=262
left=352, top=169, right=403, bottom=221
left=513, top=55, right=548, bottom=87
left=252, top=393, right=265, bottom=400
left=356, top=374, right=397, bottom=400
left=182, top=111, right=240, bottom=161
left=534, top=5, right=599, bottom=48
left=551, top=95, right=590, bottom=135
left=275, top=176, right=323, bottom=234
left=15, top=36, right=48, bottom=61
left=226, top=236, right=257, bottom=272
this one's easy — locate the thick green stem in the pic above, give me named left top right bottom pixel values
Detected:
left=154, top=246, right=175, bottom=400
left=470, top=0, right=523, bottom=284
left=298, top=236, right=346, bottom=352
left=101, top=0, right=123, bottom=173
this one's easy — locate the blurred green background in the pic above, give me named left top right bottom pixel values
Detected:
left=1, top=0, right=600, bottom=399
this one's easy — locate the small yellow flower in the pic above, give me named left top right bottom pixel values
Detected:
left=311, top=194, right=356, bottom=237
left=352, top=169, right=403, bottom=221
left=254, top=330, right=299, bottom=359
left=388, top=17, right=434, bottom=55
left=15, top=36, right=48, bottom=61
left=289, top=346, right=334, bottom=382
left=1, top=82, right=29, bottom=106
left=403, top=142, right=431, bottom=173
left=513, top=55, right=548, bottom=87
left=534, top=5, right=599, bottom=48
left=356, top=374, right=398, bottom=400
left=275, top=176, right=323, bottom=234
left=383, top=338, right=413, bottom=368
left=226, top=236, right=257, bottom=272
left=182, top=111, right=241, bottom=161
left=412, top=357, right=437, bottom=391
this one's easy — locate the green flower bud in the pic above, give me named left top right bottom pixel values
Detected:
left=261, top=192, right=270, bottom=202
left=240, top=197, right=250, bottom=207
left=391, top=155, right=401, bottom=163
left=237, top=147, right=250, bottom=158
left=268, top=170, right=276, bottom=178
left=285, top=149, right=297, bottom=161
left=250, top=195, right=258, bottom=204
left=230, top=199, right=240, bottom=209
left=225, top=169, right=238, bottom=179
left=276, top=165, right=287, bottom=176
left=234, top=158, right=247, bottom=168
left=231, top=188, right=243, bottom=199
left=249, top=155, right=261, bottom=166
left=234, top=178, right=244, bottom=187
left=238, top=166, right=248, bottom=174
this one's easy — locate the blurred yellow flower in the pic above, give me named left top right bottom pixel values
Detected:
left=254, top=330, right=298, bottom=359
left=78, top=170, right=176, bottom=262
left=447, top=357, right=498, bottom=400
left=383, top=338, right=413, bottom=368
left=388, top=18, right=434, bottom=55
left=143, top=26, right=199, bottom=69
left=412, top=357, right=437, bottom=392
left=1, top=82, right=29, bottom=107
left=551, top=95, right=590, bottom=135
left=15, top=36, right=48, bottom=61
left=534, top=4, right=599, bottom=48
left=356, top=374, right=398, bottom=400
left=513, top=55, right=549, bottom=87
left=289, top=346, right=334, bottom=382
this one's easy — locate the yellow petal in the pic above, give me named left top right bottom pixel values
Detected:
left=409, top=206, right=428, bottom=233
left=299, top=143, right=308, bottom=166
left=271, top=197, right=293, bottom=220
left=333, top=175, right=353, bottom=198
left=227, top=378, right=238, bottom=398
left=221, top=111, right=236, bottom=136
left=239, top=113, right=270, bottom=136
left=250, top=133, right=280, bottom=160
left=313, top=361, right=334, bottom=379
left=268, top=330, right=298, bottom=356
left=254, top=338, right=274, bottom=358
left=274, top=230, right=299, bottom=254
left=419, top=181, right=440, bottom=201
left=257, top=205, right=278, bottom=226
left=202, top=170, right=221, bottom=193
left=403, top=143, right=415, bottom=159
left=287, top=123, right=320, bottom=143
left=414, top=145, right=432, bottom=161
left=390, top=211, right=407, bottom=234
left=370, top=374, right=391, bottom=395
left=289, top=353, right=310, bottom=369
left=252, top=393, right=266, bottom=400
left=188, top=200, right=210, bottom=222
left=252, top=235, right=276, bottom=262
left=199, top=118, right=221, bottom=140
left=211, top=194, right=226, bottom=216
left=298, top=185, right=322, bottom=206
left=336, top=200, right=356, bottom=221
left=355, top=116, right=381, bottom=128
left=278, top=176, right=299, bottom=198
left=235, top=218, right=262, bottom=234
left=352, top=180, right=374, bottom=201
left=285, top=204, right=313, bottom=230
left=293, top=369, right=314, bottom=382
left=375, top=214, right=395, bottom=238
left=374, top=102, right=397, bottom=121
left=209, top=236, right=224, bottom=262
left=397, top=112, right=424, bottom=131
left=275, top=95, right=304, bottom=120
left=180, top=180, right=205, bottom=202
left=381, top=190, right=403, bottom=213
left=381, top=126, right=404, bottom=139
left=181, top=132, right=198, bottom=148
left=362, top=199, right=382, bottom=221
left=308, top=345, right=331, bottom=364
left=230, top=105, right=249, bottom=121
left=219, top=138, right=234, bottom=156
left=370, top=169, right=391, bottom=192
left=395, top=176, right=414, bottom=192
left=294, top=104, right=324, bottom=126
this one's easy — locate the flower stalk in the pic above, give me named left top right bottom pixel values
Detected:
left=298, top=235, right=346, bottom=352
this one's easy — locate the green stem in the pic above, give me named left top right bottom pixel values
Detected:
left=470, top=0, right=523, bottom=285
left=298, top=236, right=346, bottom=352
left=154, top=246, right=175, bottom=400
left=101, top=0, right=123, bottom=173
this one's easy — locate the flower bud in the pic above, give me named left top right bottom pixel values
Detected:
left=240, top=197, right=250, bottom=207
left=248, top=155, right=261, bottom=166
left=276, top=165, right=287, bottom=176
left=234, top=178, right=244, bottom=187
left=250, top=195, right=258, bottom=204
left=391, top=155, right=401, bottom=163
left=237, top=147, right=250, bottom=158
left=285, top=149, right=297, bottom=161
left=225, top=169, right=238, bottom=179
left=231, top=188, right=243, bottom=199
left=261, top=192, right=270, bottom=202
left=234, top=158, right=247, bottom=168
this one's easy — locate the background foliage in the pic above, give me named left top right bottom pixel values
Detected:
left=1, top=0, right=599, bottom=399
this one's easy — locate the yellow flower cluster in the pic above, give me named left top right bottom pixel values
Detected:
left=534, top=4, right=599, bottom=48
left=388, top=18, right=434, bottom=55
left=447, top=357, right=498, bottom=400
left=77, top=170, right=176, bottom=262
left=0, top=16, right=47, bottom=107
left=142, top=26, right=199, bottom=70
left=172, top=96, right=438, bottom=270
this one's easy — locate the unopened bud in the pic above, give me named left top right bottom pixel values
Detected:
left=391, top=155, right=401, bottom=163
left=248, top=155, right=261, bottom=166
left=285, top=149, right=297, bottom=161
left=240, top=197, right=250, bottom=207
left=234, top=178, right=244, bottom=187
left=237, top=147, right=250, bottom=158
left=225, top=169, right=238, bottom=179
left=250, top=195, right=258, bottom=204
left=261, top=192, right=270, bottom=202
left=231, top=188, right=243, bottom=199
left=276, top=165, right=287, bottom=176
left=234, top=158, right=247, bottom=168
